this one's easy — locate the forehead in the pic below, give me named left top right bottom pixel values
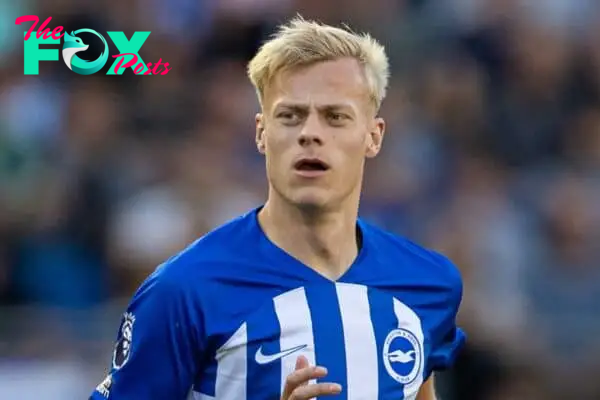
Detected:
left=264, top=58, right=370, bottom=111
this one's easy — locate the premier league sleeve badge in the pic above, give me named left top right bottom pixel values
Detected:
left=112, top=312, right=135, bottom=370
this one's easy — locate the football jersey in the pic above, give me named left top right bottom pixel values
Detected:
left=90, top=207, right=465, bottom=400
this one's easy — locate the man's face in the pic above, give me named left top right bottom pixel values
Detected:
left=256, top=58, right=385, bottom=211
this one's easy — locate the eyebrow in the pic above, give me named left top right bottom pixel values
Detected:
left=274, top=102, right=354, bottom=113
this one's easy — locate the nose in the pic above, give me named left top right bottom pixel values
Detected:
left=298, top=114, right=324, bottom=147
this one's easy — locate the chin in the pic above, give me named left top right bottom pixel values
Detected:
left=288, top=189, right=333, bottom=211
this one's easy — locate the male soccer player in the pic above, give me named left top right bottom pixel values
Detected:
left=91, top=16, right=465, bottom=400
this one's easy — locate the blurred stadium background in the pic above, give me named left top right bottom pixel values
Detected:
left=2, top=0, right=600, bottom=398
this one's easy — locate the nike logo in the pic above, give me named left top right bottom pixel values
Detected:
left=255, top=344, right=307, bottom=365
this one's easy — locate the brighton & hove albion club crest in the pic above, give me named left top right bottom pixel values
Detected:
left=383, top=328, right=423, bottom=385
left=112, top=312, right=135, bottom=369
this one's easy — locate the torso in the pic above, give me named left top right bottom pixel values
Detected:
left=183, top=209, right=462, bottom=400
left=194, top=282, right=428, bottom=400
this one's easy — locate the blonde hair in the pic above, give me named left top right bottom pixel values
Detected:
left=247, top=16, right=390, bottom=111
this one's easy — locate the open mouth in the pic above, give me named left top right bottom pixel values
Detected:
left=294, top=158, right=330, bottom=172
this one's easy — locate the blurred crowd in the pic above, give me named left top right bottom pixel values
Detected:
left=1, top=0, right=600, bottom=398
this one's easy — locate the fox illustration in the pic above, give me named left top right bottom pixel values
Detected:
left=62, top=30, right=108, bottom=75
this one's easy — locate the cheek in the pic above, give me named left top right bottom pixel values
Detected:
left=335, top=135, right=367, bottom=168
left=266, top=133, right=284, bottom=152
left=266, top=129, right=297, bottom=156
left=342, top=153, right=365, bottom=178
left=264, top=135, right=292, bottom=175
left=265, top=137, right=283, bottom=164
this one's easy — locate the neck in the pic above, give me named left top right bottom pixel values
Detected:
left=258, top=194, right=360, bottom=280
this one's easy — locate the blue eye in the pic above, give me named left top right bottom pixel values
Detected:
left=328, top=112, right=348, bottom=125
left=277, top=112, right=301, bottom=125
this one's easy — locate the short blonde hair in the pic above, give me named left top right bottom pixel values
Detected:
left=247, top=16, right=390, bottom=111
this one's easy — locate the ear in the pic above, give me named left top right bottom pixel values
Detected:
left=366, top=117, right=385, bottom=158
left=255, top=113, right=266, bottom=155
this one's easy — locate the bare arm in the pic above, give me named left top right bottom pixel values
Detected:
left=416, top=376, right=437, bottom=400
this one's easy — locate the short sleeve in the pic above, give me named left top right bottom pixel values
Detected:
left=425, top=254, right=466, bottom=378
left=90, top=264, right=205, bottom=399
left=428, top=325, right=466, bottom=373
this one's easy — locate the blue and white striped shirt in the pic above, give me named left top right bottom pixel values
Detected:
left=91, top=207, right=465, bottom=400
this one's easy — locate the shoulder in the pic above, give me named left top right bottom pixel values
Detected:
left=360, top=220, right=463, bottom=300
left=139, top=209, right=260, bottom=298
